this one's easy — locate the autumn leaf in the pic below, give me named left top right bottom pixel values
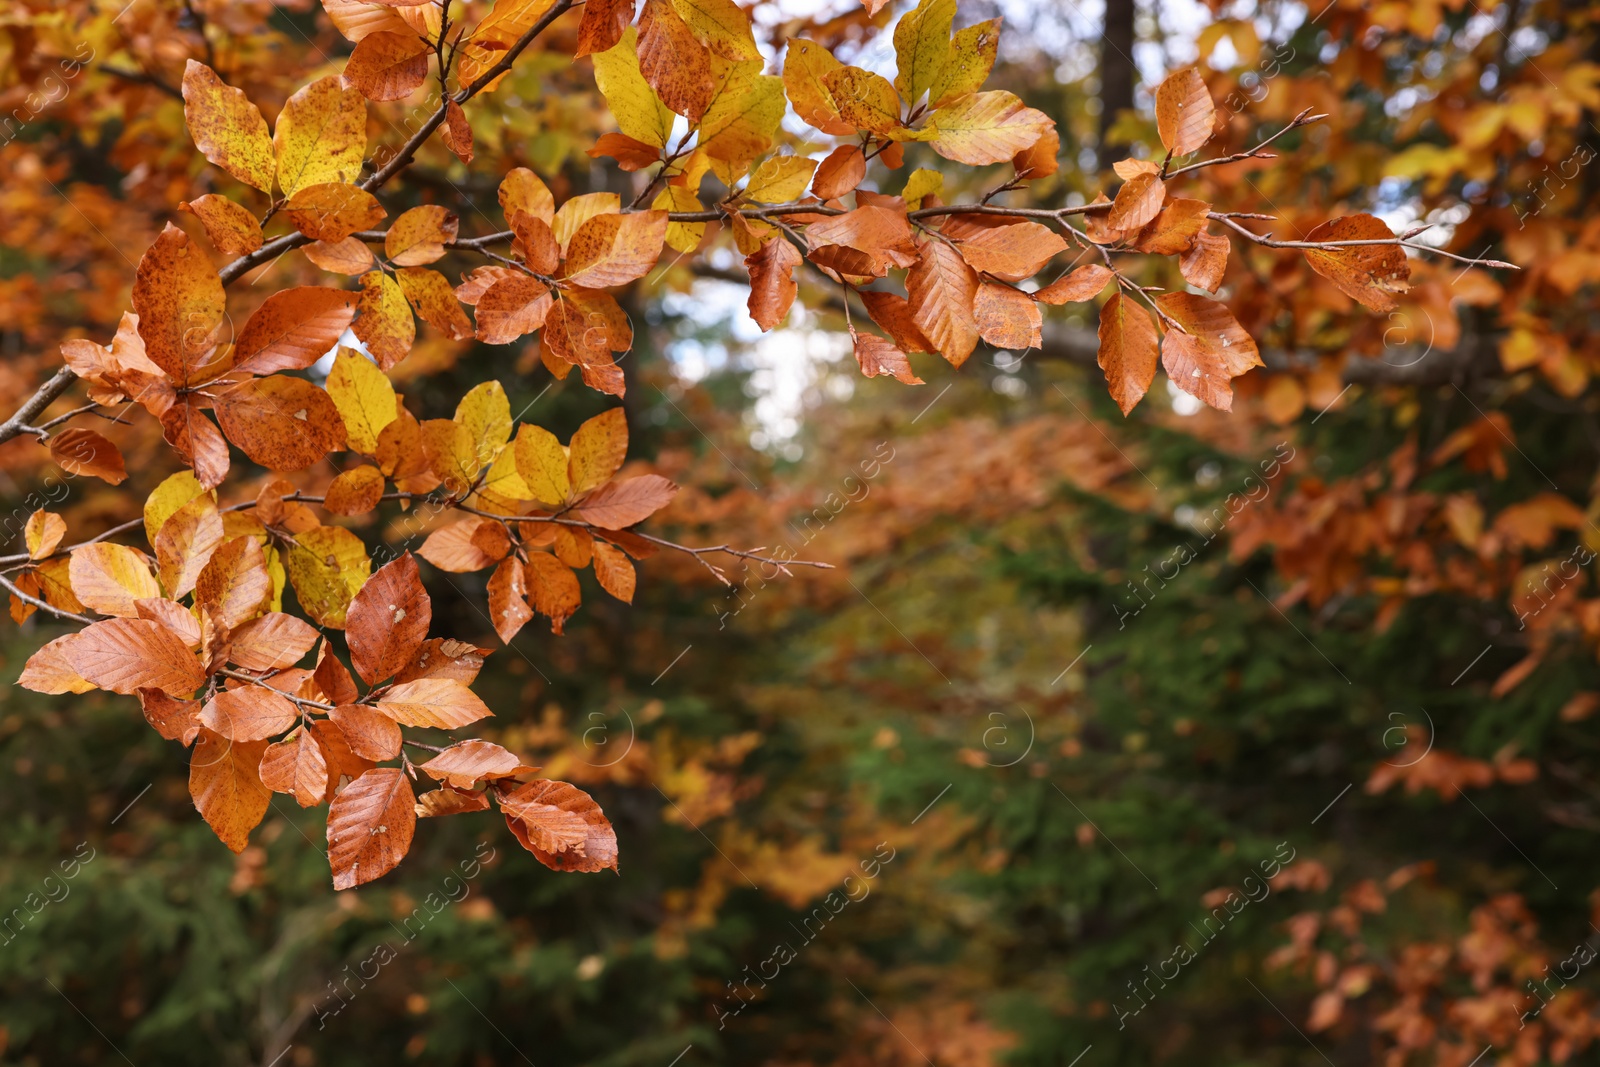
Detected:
left=908, top=237, right=980, bottom=367
left=422, top=740, right=537, bottom=789
left=395, top=268, right=473, bottom=340
left=284, top=183, right=386, bottom=242
left=1156, top=292, right=1263, bottom=411
left=19, top=635, right=96, bottom=695
left=274, top=75, right=367, bottom=197
left=346, top=553, right=432, bottom=686
left=1096, top=291, right=1159, bottom=416
left=572, top=474, right=678, bottom=529
left=514, top=425, right=573, bottom=506
left=1107, top=172, right=1166, bottom=231
left=181, top=60, right=275, bottom=193
left=1302, top=214, right=1412, bottom=312
left=474, top=275, right=553, bottom=345
left=974, top=282, right=1042, bottom=350
left=200, top=685, right=298, bottom=742
left=196, top=536, right=273, bottom=631
left=181, top=195, right=264, bottom=256
left=327, top=767, right=416, bottom=889
left=782, top=38, right=852, bottom=136
left=327, top=347, right=398, bottom=455
left=594, top=25, right=679, bottom=147
left=50, top=427, right=127, bottom=485
left=812, top=145, right=867, bottom=200
left=70, top=543, right=160, bottom=618
left=564, top=211, right=669, bottom=288
left=637, top=0, right=715, bottom=122
left=499, top=780, right=619, bottom=872
left=499, top=167, right=555, bottom=227
left=285, top=526, right=370, bottom=629
left=214, top=376, right=345, bottom=471
left=154, top=491, right=225, bottom=599
left=260, top=729, right=329, bottom=808
left=1034, top=264, right=1113, bottom=305
left=24, top=510, right=65, bottom=560
left=353, top=270, right=416, bottom=370
left=1131, top=198, right=1211, bottom=256
left=746, top=237, right=802, bottom=331
left=228, top=613, right=320, bottom=671
left=329, top=704, right=402, bottom=761
left=851, top=327, right=925, bottom=386
left=926, top=90, right=1052, bottom=166
left=66, top=617, right=205, bottom=696
left=375, top=677, right=493, bottom=729
left=1180, top=231, right=1230, bottom=293
left=305, top=236, right=376, bottom=275
left=132, top=223, right=226, bottom=384
left=893, top=0, right=955, bottom=105
left=138, top=688, right=202, bottom=744
left=576, top=0, right=636, bottom=56
left=568, top=408, right=630, bottom=495
left=325, top=464, right=386, bottom=515
left=825, top=66, right=903, bottom=137
left=1155, top=67, right=1216, bottom=157
left=418, top=518, right=512, bottom=573
left=190, top=727, right=271, bottom=853
left=930, top=17, right=1001, bottom=109
left=385, top=206, right=459, bottom=267
left=956, top=222, right=1068, bottom=282
left=523, top=552, right=582, bottom=633
left=232, top=287, right=358, bottom=375
left=669, top=0, right=760, bottom=62
left=342, top=30, right=431, bottom=101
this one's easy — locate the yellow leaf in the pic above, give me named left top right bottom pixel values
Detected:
left=69, top=543, right=162, bottom=618
left=552, top=192, right=623, bottom=252
left=274, top=75, right=367, bottom=197
left=25, top=510, right=66, bottom=560
left=593, top=26, right=676, bottom=150
left=458, top=0, right=558, bottom=89
left=326, top=347, right=398, bottom=455
left=824, top=66, right=903, bottom=137
left=514, top=425, right=571, bottom=507
left=893, top=0, right=954, bottom=105
left=782, top=38, right=852, bottom=137
left=155, top=492, right=226, bottom=599
left=668, top=0, right=759, bottom=61
left=455, top=380, right=512, bottom=472
left=900, top=167, right=944, bottom=208
left=499, top=167, right=556, bottom=227
left=654, top=186, right=706, bottom=253
left=285, top=526, right=371, bottom=629
left=181, top=60, right=275, bottom=193
left=926, top=90, right=1052, bottom=165
left=699, top=60, right=787, bottom=185
left=568, top=408, right=629, bottom=494
left=929, top=17, right=1000, bottom=108
left=352, top=270, right=415, bottom=370
left=745, top=156, right=818, bottom=203
left=145, top=470, right=206, bottom=546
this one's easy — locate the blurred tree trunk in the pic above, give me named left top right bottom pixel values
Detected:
left=1099, top=0, right=1137, bottom=171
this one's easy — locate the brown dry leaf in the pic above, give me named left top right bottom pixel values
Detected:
left=475, top=275, right=553, bottom=345
left=305, top=236, right=376, bottom=275
left=421, top=740, right=537, bottom=789
left=19, top=634, right=95, bottom=695
left=260, top=729, right=330, bottom=807
left=509, top=212, right=561, bottom=274
left=638, top=0, right=714, bottom=121
left=154, top=492, right=225, bottom=599
left=908, top=238, right=980, bottom=367
left=375, top=677, right=494, bottom=728
left=67, top=617, right=204, bottom=696
left=385, top=206, right=459, bottom=266
left=416, top=787, right=492, bottom=818
left=859, top=291, right=934, bottom=354
left=1107, top=172, right=1165, bottom=232
left=132, top=223, right=226, bottom=384
left=137, top=688, right=202, bottom=744
left=1156, top=291, right=1263, bottom=412
left=1096, top=291, right=1159, bottom=416
left=956, top=221, right=1068, bottom=282
left=487, top=556, right=534, bottom=644
left=232, top=287, right=360, bottom=375
left=1302, top=214, right=1411, bottom=312
left=214, top=376, right=345, bottom=471
left=1154, top=67, right=1216, bottom=157
left=498, top=783, right=590, bottom=855
left=1034, top=264, right=1112, bottom=305
left=1013, top=126, right=1060, bottom=179
left=395, top=638, right=489, bottom=685
left=346, top=553, right=432, bottom=686
left=746, top=236, right=802, bottom=331
left=315, top=641, right=361, bottom=705
left=564, top=211, right=669, bottom=288
left=159, top=402, right=230, bottom=490
left=51, top=426, right=127, bottom=485
left=325, top=465, right=387, bottom=515
left=284, top=183, right=386, bottom=242
left=394, top=267, right=473, bottom=340
left=974, top=282, right=1042, bottom=350
left=587, top=132, right=660, bottom=172
left=805, top=205, right=918, bottom=278
left=180, top=195, right=264, bottom=256
left=499, top=167, right=556, bottom=227
left=201, top=685, right=299, bottom=741
left=327, top=767, right=416, bottom=889
left=196, top=535, right=272, bottom=631
left=523, top=552, right=582, bottom=634
left=1180, top=231, right=1230, bottom=293
left=417, top=517, right=511, bottom=573
left=552, top=527, right=594, bottom=569
left=850, top=327, right=924, bottom=385
left=353, top=270, right=416, bottom=369
left=1131, top=198, right=1211, bottom=256
left=499, top=779, right=619, bottom=872
left=572, top=474, right=678, bottom=529
left=441, top=99, right=474, bottom=163
left=190, top=727, right=272, bottom=853
left=342, top=30, right=430, bottom=101
left=813, top=145, right=867, bottom=199
left=227, top=612, right=320, bottom=671
left=456, top=265, right=525, bottom=307
left=69, top=543, right=160, bottom=618
left=25, top=510, right=66, bottom=560
left=591, top=540, right=638, bottom=602
left=181, top=60, right=275, bottom=193
left=330, top=704, right=403, bottom=761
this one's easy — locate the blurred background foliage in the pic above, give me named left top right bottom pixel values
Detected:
left=2, top=0, right=1600, bottom=1065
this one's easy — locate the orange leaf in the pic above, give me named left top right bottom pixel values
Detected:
left=487, top=556, right=534, bottom=644
left=859, top=291, right=934, bottom=354
left=395, top=267, right=473, bottom=340
left=325, top=464, right=387, bottom=515
left=1180, top=231, right=1230, bottom=293
left=812, top=144, right=866, bottom=199
left=441, top=100, right=474, bottom=164
left=851, top=327, right=924, bottom=385
left=214, top=376, right=345, bottom=471
left=1107, top=172, right=1165, bottom=232
left=1156, top=291, right=1263, bottom=412
left=1302, top=214, right=1411, bottom=312
left=327, top=767, right=416, bottom=889
left=591, top=540, right=638, bottom=602
left=305, top=236, right=376, bottom=275
left=68, top=544, right=160, bottom=618
left=342, top=29, right=431, bottom=100
left=416, top=787, right=492, bottom=817
left=1034, top=264, right=1112, bottom=305
left=260, top=729, right=329, bottom=807
left=745, top=236, right=801, bottom=331
left=330, top=703, right=403, bottom=761
left=587, top=132, right=661, bottom=172
left=563, top=211, right=669, bottom=288
left=523, top=551, right=582, bottom=634
left=346, top=553, right=432, bottom=686
left=499, top=779, right=619, bottom=872
left=421, top=740, right=537, bottom=789
left=132, top=223, right=225, bottom=384
left=227, top=612, right=320, bottom=671
left=24, top=510, right=66, bottom=560
left=1154, top=67, right=1216, bottom=157
left=19, top=634, right=95, bottom=695
left=159, top=402, right=230, bottom=490
left=418, top=517, right=512, bottom=572
left=190, top=727, right=271, bottom=853
left=195, top=535, right=272, bottom=631
left=180, top=195, right=264, bottom=256
left=201, top=685, right=299, bottom=741
left=65, top=618, right=204, bottom=696
left=474, top=275, right=553, bottom=344
left=385, top=205, right=459, bottom=267
left=284, top=183, right=386, bottom=242
left=375, top=677, right=493, bottom=729
left=138, top=688, right=202, bottom=744
left=572, top=474, right=678, bottom=529
left=50, top=427, right=127, bottom=485
left=1130, top=198, right=1211, bottom=256
left=576, top=0, right=636, bottom=56
left=956, top=221, right=1068, bottom=282
left=1096, top=291, right=1159, bottom=416
left=395, top=638, right=489, bottom=685
left=973, top=282, right=1042, bottom=350
left=908, top=238, right=980, bottom=367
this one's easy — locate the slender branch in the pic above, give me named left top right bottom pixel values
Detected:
left=1209, top=213, right=1520, bottom=269
left=0, top=571, right=90, bottom=624
left=0, top=367, right=78, bottom=447
left=1164, top=108, right=1326, bottom=179
left=217, top=668, right=335, bottom=711
left=98, top=64, right=183, bottom=99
